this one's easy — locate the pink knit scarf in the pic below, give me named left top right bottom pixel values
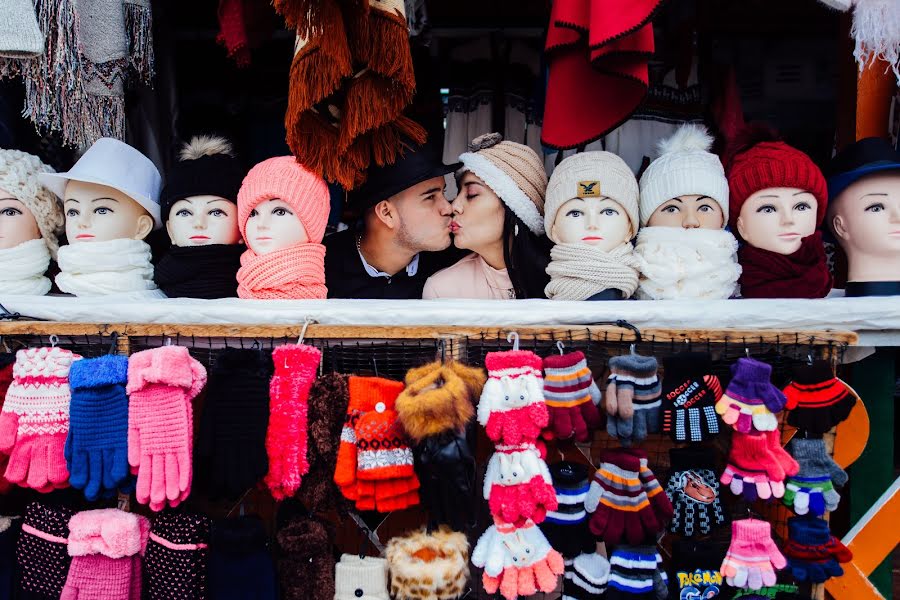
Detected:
left=237, top=243, right=327, bottom=299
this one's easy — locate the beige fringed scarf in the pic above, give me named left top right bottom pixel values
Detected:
left=545, top=242, right=640, bottom=301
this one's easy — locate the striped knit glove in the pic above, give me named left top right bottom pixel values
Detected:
left=784, top=361, right=855, bottom=435
left=660, top=352, right=723, bottom=442
left=563, top=552, right=609, bottom=600
left=720, top=519, right=786, bottom=590
left=16, top=501, right=75, bottom=599
left=539, top=461, right=594, bottom=560
left=478, top=350, right=548, bottom=446
left=783, top=516, right=852, bottom=584
left=542, top=351, right=602, bottom=443
left=585, top=449, right=662, bottom=545
left=665, top=447, right=726, bottom=538
left=716, top=358, right=785, bottom=433
left=606, top=545, right=668, bottom=600
left=484, top=443, right=557, bottom=525
left=783, top=438, right=846, bottom=516
left=605, top=354, right=661, bottom=447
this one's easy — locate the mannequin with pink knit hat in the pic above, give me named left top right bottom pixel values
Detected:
left=236, top=157, right=331, bottom=299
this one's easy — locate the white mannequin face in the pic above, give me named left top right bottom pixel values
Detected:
left=450, top=172, right=506, bottom=253
left=831, top=172, right=900, bottom=280
left=550, top=197, right=633, bottom=252
left=647, top=194, right=725, bottom=229
left=166, top=196, right=241, bottom=247
left=0, top=191, right=41, bottom=250
left=64, top=180, right=154, bottom=243
left=736, top=187, right=817, bottom=254
left=245, top=198, right=308, bottom=255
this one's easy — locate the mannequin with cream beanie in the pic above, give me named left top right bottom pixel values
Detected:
left=236, top=157, right=330, bottom=299
left=423, top=133, right=550, bottom=299
left=544, top=152, right=640, bottom=301
left=635, top=124, right=741, bottom=299
left=0, top=149, right=63, bottom=295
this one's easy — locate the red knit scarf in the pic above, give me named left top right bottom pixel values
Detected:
left=738, top=232, right=832, bottom=299
left=237, top=243, right=327, bottom=300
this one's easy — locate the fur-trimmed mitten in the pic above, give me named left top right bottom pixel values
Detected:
left=484, top=443, right=557, bottom=525
left=666, top=446, right=726, bottom=537
left=563, top=552, right=609, bottom=600
left=721, top=431, right=791, bottom=501
left=540, top=461, right=594, bottom=560
left=16, top=501, right=75, bottom=599
left=197, top=348, right=273, bottom=499
left=209, top=516, right=277, bottom=600
left=784, top=361, right=855, bottom=434
left=715, top=358, right=785, bottom=434
left=143, top=511, right=211, bottom=599
left=606, top=545, right=668, bottom=600
left=299, top=373, right=349, bottom=513
left=472, top=519, right=564, bottom=600
left=477, top=350, right=548, bottom=446
left=386, top=527, right=470, bottom=600
left=605, top=354, right=661, bottom=446
left=265, top=344, right=320, bottom=501
left=542, top=351, right=602, bottom=442
left=660, top=352, right=723, bottom=442
left=720, top=519, right=786, bottom=590
left=783, top=437, right=847, bottom=516
left=335, top=554, right=390, bottom=600
left=783, top=516, right=852, bottom=583
left=276, top=512, right=334, bottom=600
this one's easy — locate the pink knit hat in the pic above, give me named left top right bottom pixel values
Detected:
left=237, top=157, right=330, bottom=244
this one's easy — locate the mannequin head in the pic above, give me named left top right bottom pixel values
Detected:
left=244, top=198, right=308, bottom=254
left=549, top=196, right=633, bottom=251
left=647, top=195, right=725, bottom=229
left=0, top=194, right=41, bottom=249
left=0, top=149, right=64, bottom=253
left=735, top=187, right=818, bottom=254
left=63, top=180, right=154, bottom=243
left=166, top=195, right=241, bottom=247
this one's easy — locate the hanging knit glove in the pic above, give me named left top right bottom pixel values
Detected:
left=335, top=555, right=390, bottom=600
left=605, top=354, right=661, bottom=446
left=585, top=448, right=663, bottom=545
left=660, top=352, right=723, bottom=442
left=209, top=516, right=278, bottom=600
left=265, top=344, right=320, bottom=501
left=542, top=351, right=602, bottom=442
left=276, top=512, right=335, bottom=600
left=784, top=361, right=855, bottom=434
left=386, top=527, right=470, bottom=600
left=473, top=519, right=564, bottom=600
left=127, top=346, right=207, bottom=511
left=197, top=348, right=273, bottom=499
left=783, top=437, right=847, bottom=516
left=477, top=350, right=548, bottom=446
left=0, top=353, right=15, bottom=493
left=783, top=516, right=852, bottom=583
left=720, top=519, right=787, bottom=590
left=65, top=354, right=131, bottom=501
left=0, top=347, right=80, bottom=491
left=540, top=461, right=594, bottom=560
left=299, top=373, right=349, bottom=513
left=624, top=448, right=674, bottom=527
left=606, top=545, right=668, bottom=600
left=484, top=443, right=557, bottom=525
left=144, top=511, right=210, bottom=600
left=721, top=431, right=790, bottom=501
left=563, top=552, right=610, bottom=600
left=668, top=539, right=727, bottom=600
left=16, top=501, right=75, bottom=599
left=716, top=358, right=786, bottom=433
left=666, top=446, right=726, bottom=538
left=62, top=508, right=149, bottom=600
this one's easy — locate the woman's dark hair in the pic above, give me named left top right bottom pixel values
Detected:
left=502, top=206, right=552, bottom=299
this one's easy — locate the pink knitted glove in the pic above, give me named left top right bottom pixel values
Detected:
left=477, top=351, right=548, bottom=446
left=265, top=344, right=320, bottom=500
left=0, top=347, right=80, bottom=491
left=720, top=519, right=787, bottom=590
left=127, top=346, right=207, bottom=511
left=484, top=445, right=557, bottom=525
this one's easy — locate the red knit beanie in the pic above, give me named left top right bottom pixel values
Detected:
left=238, top=156, right=330, bottom=244
left=727, top=141, right=828, bottom=231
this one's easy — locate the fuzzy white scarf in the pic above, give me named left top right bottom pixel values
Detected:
left=634, top=226, right=741, bottom=300
left=56, top=238, right=159, bottom=297
left=0, top=238, right=52, bottom=295
left=545, top=242, right=640, bottom=301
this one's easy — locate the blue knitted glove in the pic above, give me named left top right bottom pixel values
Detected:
left=65, top=354, right=131, bottom=500
left=787, top=557, right=843, bottom=583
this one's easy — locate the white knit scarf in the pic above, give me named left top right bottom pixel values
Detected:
left=0, top=238, right=52, bottom=295
left=56, top=238, right=159, bottom=297
left=634, top=226, right=741, bottom=300
left=545, top=242, right=640, bottom=301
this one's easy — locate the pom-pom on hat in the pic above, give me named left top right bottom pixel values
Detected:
left=0, top=149, right=64, bottom=255
left=160, top=135, right=245, bottom=221
left=638, top=124, right=730, bottom=226
left=237, top=157, right=330, bottom=244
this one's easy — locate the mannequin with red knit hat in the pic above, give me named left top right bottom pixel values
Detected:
left=727, top=130, right=832, bottom=298
left=236, top=157, right=330, bottom=299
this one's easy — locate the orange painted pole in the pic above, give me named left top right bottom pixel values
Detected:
left=856, top=58, right=896, bottom=140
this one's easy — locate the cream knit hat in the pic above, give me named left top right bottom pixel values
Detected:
left=0, top=0, right=44, bottom=58
left=0, top=149, right=64, bottom=255
left=458, top=133, right=548, bottom=235
left=638, top=124, right=729, bottom=226
left=544, top=151, right=639, bottom=237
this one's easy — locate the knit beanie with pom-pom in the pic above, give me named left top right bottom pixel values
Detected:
left=160, top=135, right=244, bottom=221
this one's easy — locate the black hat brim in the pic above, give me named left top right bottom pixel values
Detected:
left=350, top=161, right=463, bottom=209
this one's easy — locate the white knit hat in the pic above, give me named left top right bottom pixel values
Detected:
left=544, top=151, right=639, bottom=237
left=638, top=124, right=729, bottom=226
left=0, top=149, right=64, bottom=255
left=0, top=0, right=44, bottom=58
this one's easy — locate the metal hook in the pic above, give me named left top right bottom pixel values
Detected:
left=506, top=331, right=520, bottom=351
left=165, top=337, right=172, bottom=346
left=438, top=339, right=446, bottom=363
left=49, top=334, right=59, bottom=348
left=108, top=332, right=119, bottom=355
left=744, top=347, right=750, bottom=358
left=556, top=341, right=565, bottom=355
left=807, top=353, right=814, bottom=365
left=297, top=317, right=314, bottom=345
left=629, top=343, right=637, bottom=355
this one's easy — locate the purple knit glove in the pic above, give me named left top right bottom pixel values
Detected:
left=716, top=359, right=785, bottom=433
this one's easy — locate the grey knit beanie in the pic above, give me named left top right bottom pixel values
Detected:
left=0, top=149, right=64, bottom=255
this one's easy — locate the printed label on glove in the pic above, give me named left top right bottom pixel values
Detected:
left=676, top=471, right=717, bottom=504
left=668, top=381, right=707, bottom=409
left=676, top=569, right=722, bottom=599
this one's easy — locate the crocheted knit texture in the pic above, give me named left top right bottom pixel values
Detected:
left=237, top=243, right=327, bottom=299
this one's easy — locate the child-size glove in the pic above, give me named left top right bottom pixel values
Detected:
left=0, top=353, right=17, bottom=493
left=127, top=346, right=207, bottom=511
left=144, top=511, right=210, bottom=600
left=666, top=446, right=726, bottom=537
left=715, top=358, right=785, bottom=433
left=720, top=519, right=786, bottom=590
left=473, top=519, right=564, bottom=600
left=721, top=431, right=788, bottom=501
left=16, top=501, right=75, bottom=598
left=65, top=354, right=132, bottom=500
left=539, top=461, right=594, bottom=560
left=606, top=545, right=668, bottom=600
left=562, top=552, right=609, bottom=600
left=783, top=437, right=847, bottom=516
left=0, top=347, right=80, bottom=491
left=660, top=352, right=723, bottom=442
left=542, top=351, right=602, bottom=442
left=783, top=516, right=852, bottom=583
left=484, top=443, right=557, bottom=525
left=784, top=361, right=855, bottom=435
left=605, top=354, right=661, bottom=446
left=478, top=350, right=548, bottom=446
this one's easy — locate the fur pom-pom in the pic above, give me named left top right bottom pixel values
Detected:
left=179, top=135, right=235, bottom=161
left=721, top=122, right=781, bottom=171
left=657, top=123, right=714, bottom=156
left=469, top=133, right=504, bottom=152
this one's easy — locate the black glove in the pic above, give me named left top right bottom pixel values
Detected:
left=210, top=516, right=277, bottom=600
left=414, top=429, right=476, bottom=531
left=666, top=446, right=726, bottom=537
left=660, top=352, right=723, bottom=443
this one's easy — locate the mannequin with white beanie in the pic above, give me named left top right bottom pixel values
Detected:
left=635, top=124, right=741, bottom=300
left=0, top=149, right=64, bottom=295
left=544, top=151, right=640, bottom=301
